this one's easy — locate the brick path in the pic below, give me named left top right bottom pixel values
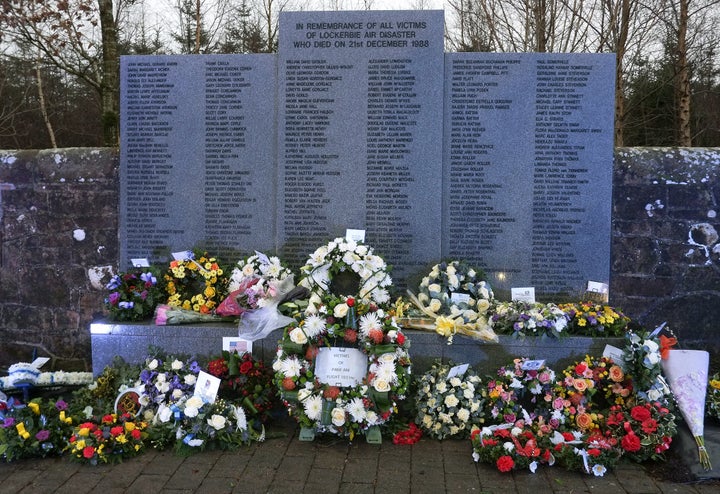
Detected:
left=1, top=417, right=717, bottom=494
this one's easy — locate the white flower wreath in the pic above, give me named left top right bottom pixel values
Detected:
left=273, top=295, right=411, bottom=440
left=299, top=237, right=392, bottom=307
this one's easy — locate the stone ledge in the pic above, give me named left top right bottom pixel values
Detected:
left=90, top=320, right=622, bottom=376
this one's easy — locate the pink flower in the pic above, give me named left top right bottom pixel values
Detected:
left=155, top=304, right=169, bottom=325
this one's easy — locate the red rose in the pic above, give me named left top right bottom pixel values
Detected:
left=102, top=414, right=114, bottom=424
left=83, top=446, right=96, bottom=459
left=396, top=332, right=406, bottom=345
left=496, top=455, right=515, bottom=472
left=574, top=362, right=587, bottom=375
left=346, top=298, right=355, bottom=307
left=239, top=361, right=253, bottom=374
left=630, top=405, right=651, bottom=422
left=621, top=433, right=641, bottom=452
left=131, top=429, right=142, bottom=440
left=470, top=429, right=481, bottom=441
left=588, top=448, right=601, bottom=457
left=110, top=426, right=124, bottom=437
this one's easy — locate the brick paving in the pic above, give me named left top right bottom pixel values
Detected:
left=1, top=416, right=717, bottom=494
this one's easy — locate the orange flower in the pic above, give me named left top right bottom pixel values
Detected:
left=609, top=365, right=624, bottom=382
left=576, top=412, right=594, bottom=430
left=573, top=378, right=588, bottom=392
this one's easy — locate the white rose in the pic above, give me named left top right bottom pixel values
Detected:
left=158, top=406, right=172, bottom=423
left=184, top=406, right=199, bottom=418
left=298, top=388, right=312, bottom=401
left=172, top=388, right=184, bottom=400
left=428, top=283, right=441, bottom=295
left=418, top=292, right=429, bottom=303
left=171, top=359, right=183, bottom=370
left=334, top=303, right=349, bottom=318
left=208, top=414, right=227, bottom=430
left=447, top=274, right=459, bottom=289
left=457, top=408, right=470, bottom=422
left=184, top=374, right=197, bottom=386
left=503, top=441, right=515, bottom=452
left=373, top=378, right=391, bottom=392
left=147, top=359, right=158, bottom=370
left=444, top=394, right=460, bottom=408
left=446, top=265, right=457, bottom=275
left=143, top=409, right=155, bottom=422
left=186, top=396, right=204, bottom=409
left=429, top=299, right=442, bottom=313
left=331, top=407, right=346, bottom=426
left=289, top=327, right=308, bottom=345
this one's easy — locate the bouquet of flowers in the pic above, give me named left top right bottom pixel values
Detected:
left=0, top=396, right=74, bottom=461
left=414, top=361, right=485, bottom=439
left=548, top=429, right=621, bottom=476
left=137, top=352, right=201, bottom=412
left=227, top=252, right=293, bottom=293
left=603, top=401, right=676, bottom=462
left=67, top=412, right=147, bottom=464
left=148, top=396, right=259, bottom=455
left=206, top=351, right=277, bottom=423
left=622, top=330, right=672, bottom=405
left=407, top=260, right=497, bottom=344
left=558, top=302, right=630, bottom=337
left=470, top=424, right=555, bottom=473
left=104, top=269, right=164, bottom=321
left=490, top=301, right=568, bottom=339
left=154, top=304, right=233, bottom=325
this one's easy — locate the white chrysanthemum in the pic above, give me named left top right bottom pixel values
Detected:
left=359, top=312, right=381, bottom=337
left=371, top=288, right=390, bottom=304
left=303, top=315, right=326, bottom=338
left=304, top=395, right=323, bottom=421
left=346, top=397, right=367, bottom=422
left=281, top=356, right=302, bottom=377
left=233, top=405, right=247, bottom=431
left=309, top=246, right=329, bottom=266
left=374, top=361, right=396, bottom=382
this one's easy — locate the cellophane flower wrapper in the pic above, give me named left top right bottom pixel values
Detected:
left=661, top=349, right=712, bottom=470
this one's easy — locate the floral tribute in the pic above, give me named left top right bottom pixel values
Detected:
left=299, top=237, right=392, bottom=307
left=707, top=372, right=720, bottom=421
left=104, top=269, right=164, bottom=321
left=67, top=412, right=147, bottom=465
left=414, top=361, right=485, bottom=439
left=163, top=251, right=229, bottom=314
left=0, top=396, right=75, bottom=461
left=274, top=293, right=411, bottom=440
left=621, top=330, right=672, bottom=405
left=206, top=351, right=277, bottom=423
left=490, top=301, right=569, bottom=339
left=558, top=302, right=630, bottom=337
left=228, top=252, right=293, bottom=294
left=409, top=260, right=497, bottom=344
left=137, top=353, right=201, bottom=410
left=604, top=401, right=676, bottom=462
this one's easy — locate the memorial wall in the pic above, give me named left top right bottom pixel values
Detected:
left=120, top=10, right=614, bottom=297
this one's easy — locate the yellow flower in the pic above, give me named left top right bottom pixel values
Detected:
left=435, top=316, right=456, bottom=337
left=578, top=318, right=587, bottom=327
left=204, top=286, right=216, bottom=298
left=182, top=300, right=191, bottom=310
left=125, top=422, right=136, bottom=432
left=75, top=439, right=86, bottom=450
left=116, top=434, right=128, bottom=444
left=710, top=379, right=720, bottom=390
left=78, top=427, right=90, bottom=437
left=28, top=402, right=40, bottom=415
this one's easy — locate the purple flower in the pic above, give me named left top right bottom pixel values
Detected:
left=189, top=361, right=201, bottom=373
left=108, top=292, right=121, bottom=306
left=141, top=272, right=157, bottom=285
left=106, top=275, right=122, bottom=290
left=2, top=417, right=15, bottom=428
left=35, top=429, right=50, bottom=441
left=140, top=290, right=148, bottom=300
left=55, top=399, right=68, bottom=411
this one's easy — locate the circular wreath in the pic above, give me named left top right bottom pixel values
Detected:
left=484, top=358, right=556, bottom=427
left=299, top=237, right=392, bottom=306
left=273, top=294, right=411, bottom=439
left=551, top=356, right=633, bottom=432
left=417, top=260, right=493, bottom=327
left=228, top=253, right=293, bottom=292
left=105, top=269, right=164, bottom=321
left=163, top=252, right=229, bottom=314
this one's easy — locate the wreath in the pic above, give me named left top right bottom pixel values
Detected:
left=163, top=251, right=229, bottom=314
left=408, top=260, right=497, bottom=343
left=299, top=237, right=392, bottom=307
left=273, top=294, right=411, bottom=440
left=484, top=358, right=556, bottom=427
left=104, top=269, right=164, bottom=321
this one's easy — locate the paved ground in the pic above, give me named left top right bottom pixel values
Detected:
left=1, top=416, right=718, bottom=494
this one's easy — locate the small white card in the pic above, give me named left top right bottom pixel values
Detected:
left=345, top=229, right=366, bottom=243
left=511, top=287, right=535, bottom=303
left=314, top=347, right=368, bottom=387
left=131, top=258, right=150, bottom=267
left=31, top=357, right=50, bottom=369
left=520, top=359, right=545, bottom=371
left=223, top=337, right=252, bottom=354
left=194, top=371, right=221, bottom=404
left=603, top=344, right=626, bottom=369
left=172, top=250, right=193, bottom=261
left=586, top=281, right=609, bottom=294
left=447, top=363, right=469, bottom=379
left=450, top=292, right=471, bottom=305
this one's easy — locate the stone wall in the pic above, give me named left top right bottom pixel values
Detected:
left=0, top=147, right=718, bottom=371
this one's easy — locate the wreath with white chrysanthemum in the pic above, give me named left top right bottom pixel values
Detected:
left=163, top=252, right=229, bottom=314
left=299, top=237, right=392, bottom=307
left=273, top=294, right=411, bottom=440
left=228, top=252, right=293, bottom=293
